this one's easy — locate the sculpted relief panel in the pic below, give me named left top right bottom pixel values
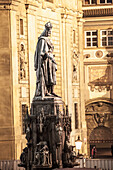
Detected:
left=72, top=51, right=78, bottom=83
left=88, top=66, right=112, bottom=92
left=85, top=101, right=113, bottom=154
left=19, top=43, right=27, bottom=81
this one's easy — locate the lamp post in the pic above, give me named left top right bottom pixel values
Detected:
left=75, top=136, right=82, bottom=156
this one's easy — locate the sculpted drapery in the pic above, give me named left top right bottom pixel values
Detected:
left=34, top=22, right=57, bottom=98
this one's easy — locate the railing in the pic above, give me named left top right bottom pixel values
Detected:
left=0, top=160, right=25, bottom=170
left=76, top=159, right=113, bottom=170
left=0, top=159, right=113, bottom=170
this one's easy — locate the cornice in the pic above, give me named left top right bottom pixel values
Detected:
left=83, top=8, right=113, bottom=17
left=0, top=0, right=12, bottom=4
left=0, top=3, right=11, bottom=10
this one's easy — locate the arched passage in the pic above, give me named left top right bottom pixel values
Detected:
left=85, top=98, right=113, bottom=158
left=90, top=126, right=113, bottom=158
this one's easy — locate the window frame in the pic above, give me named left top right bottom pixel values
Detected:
left=21, top=104, right=28, bottom=135
left=85, top=30, right=98, bottom=48
left=74, top=103, right=78, bottom=129
left=73, top=29, right=76, bottom=45
left=100, top=0, right=112, bottom=4
left=84, top=0, right=97, bottom=5
left=20, top=18, right=24, bottom=38
left=100, top=29, right=113, bottom=47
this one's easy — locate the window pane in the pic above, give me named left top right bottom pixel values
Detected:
left=100, top=0, right=105, bottom=3
left=92, top=31, right=97, bottom=36
left=87, top=43, right=91, bottom=46
left=102, top=42, right=107, bottom=46
left=20, top=19, right=24, bottom=35
left=108, top=37, right=113, bottom=45
left=102, top=31, right=106, bottom=35
left=75, top=103, right=78, bottom=129
left=102, top=37, right=106, bottom=41
left=92, top=37, right=97, bottom=41
left=92, top=0, right=97, bottom=3
left=108, top=41, right=113, bottom=45
left=107, top=0, right=112, bottom=3
left=73, top=30, right=76, bottom=44
left=86, top=32, right=91, bottom=36
left=87, top=38, right=91, bottom=42
left=22, top=104, right=27, bottom=134
left=102, top=36, right=107, bottom=46
left=85, top=0, right=90, bottom=4
left=108, top=31, right=113, bottom=35
left=93, top=42, right=97, bottom=46
left=108, top=37, right=113, bottom=41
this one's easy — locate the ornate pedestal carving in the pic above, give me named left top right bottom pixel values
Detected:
left=19, top=97, right=78, bottom=170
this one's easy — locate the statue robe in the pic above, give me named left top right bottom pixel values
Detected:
left=34, top=36, right=57, bottom=97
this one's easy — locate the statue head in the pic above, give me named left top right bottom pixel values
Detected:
left=45, top=21, right=52, bottom=37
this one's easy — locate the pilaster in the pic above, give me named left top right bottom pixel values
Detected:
left=26, top=5, right=37, bottom=104
left=78, top=16, right=87, bottom=155
left=61, top=12, right=73, bottom=116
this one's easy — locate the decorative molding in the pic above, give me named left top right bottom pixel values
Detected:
left=84, top=54, right=90, bottom=59
left=85, top=97, right=113, bottom=106
left=88, top=66, right=112, bottom=92
left=19, top=43, right=27, bottom=81
left=72, top=51, right=79, bottom=83
left=106, top=52, right=113, bottom=58
left=83, top=8, right=113, bottom=17
left=95, top=50, right=103, bottom=58
left=0, top=4, right=11, bottom=10
left=0, top=0, right=11, bottom=5
left=42, top=0, right=55, bottom=11
left=94, top=113, right=109, bottom=126
left=85, top=101, right=113, bottom=114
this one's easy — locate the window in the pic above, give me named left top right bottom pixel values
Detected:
left=85, top=30, right=98, bottom=48
left=20, top=19, right=24, bottom=35
left=73, top=30, right=76, bottom=44
left=100, top=0, right=112, bottom=3
left=101, top=30, right=113, bottom=46
left=74, top=103, right=78, bottom=129
left=22, top=104, right=27, bottom=134
left=85, top=0, right=96, bottom=4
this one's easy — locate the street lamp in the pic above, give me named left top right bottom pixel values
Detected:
left=75, top=136, right=82, bottom=156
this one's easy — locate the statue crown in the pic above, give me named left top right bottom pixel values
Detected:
left=45, top=21, right=52, bottom=29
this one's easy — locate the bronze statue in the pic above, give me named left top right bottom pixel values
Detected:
left=34, top=21, right=57, bottom=98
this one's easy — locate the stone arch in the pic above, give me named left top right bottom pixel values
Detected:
left=85, top=97, right=113, bottom=106
left=85, top=98, right=113, bottom=157
left=90, top=126, right=113, bottom=142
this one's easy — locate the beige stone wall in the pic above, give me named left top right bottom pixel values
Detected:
left=0, top=0, right=85, bottom=160
left=0, top=7, right=15, bottom=159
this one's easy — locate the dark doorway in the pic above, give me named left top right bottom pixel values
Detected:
left=90, top=126, right=113, bottom=158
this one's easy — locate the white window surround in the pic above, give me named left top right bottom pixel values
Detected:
left=100, top=29, right=113, bottom=47
left=85, top=30, right=98, bottom=48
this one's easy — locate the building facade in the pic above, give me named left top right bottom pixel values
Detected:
left=83, top=0, right=113, bottom=157
left=0, top=0, right=113, bottom=161
left=0, top=0, right=86, bottom=160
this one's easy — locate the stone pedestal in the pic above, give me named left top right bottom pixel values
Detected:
left=19, top=96, right=79, bottom=170
left=31, top=96, right=65, bottom=116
